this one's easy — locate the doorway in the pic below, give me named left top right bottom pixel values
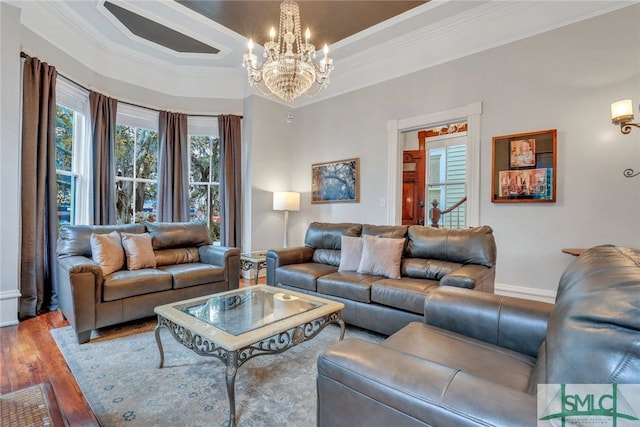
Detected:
left=386, top=102, right=482, bottom=226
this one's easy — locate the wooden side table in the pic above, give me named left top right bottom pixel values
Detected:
left=562, top=248, right=585, bottom=257
left=240, top=251, right=267, bottom=285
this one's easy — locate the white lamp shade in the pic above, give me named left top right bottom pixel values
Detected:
left=273, top=192, right=300, bottom=211
left=611, top=99, right=634, bottom=123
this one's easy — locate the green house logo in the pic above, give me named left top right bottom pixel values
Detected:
left=539, top=384, right=639, bottom=427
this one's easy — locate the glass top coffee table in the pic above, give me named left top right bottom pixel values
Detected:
left=154, top=285, right=345, bottom=427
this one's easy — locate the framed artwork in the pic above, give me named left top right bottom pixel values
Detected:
left=311, top=157, right=360, bottom=204
left=491, top=129, right=557, bottom=203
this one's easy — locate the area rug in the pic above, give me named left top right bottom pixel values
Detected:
left=51, top=318, right=384, bottom=427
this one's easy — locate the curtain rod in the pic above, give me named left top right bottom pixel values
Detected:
left=22, top=52, right=240, bottom=119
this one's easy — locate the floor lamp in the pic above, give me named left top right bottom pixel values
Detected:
left=273, top=192, right=300, bottom=248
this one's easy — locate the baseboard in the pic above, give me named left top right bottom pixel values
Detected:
left=0, top=289, right=21, bottom=326
left=494, top=282, right=556, bottom=304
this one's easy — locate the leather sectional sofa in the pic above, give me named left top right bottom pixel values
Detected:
left=266, top=222, right=497, bottom=336
left=317, top=245, right=640, bottom=426
left=56, top=222, right=240, bottom=343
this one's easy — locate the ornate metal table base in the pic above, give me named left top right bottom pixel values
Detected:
left=154, top=312, right=345, bottom=427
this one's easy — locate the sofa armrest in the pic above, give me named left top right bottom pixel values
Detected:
left=424, top=287, right=553, bottom=358
left=266, top=247, right=315, bottom=285
left=317, top=339, right=537, bottom=427
left=199, top=245, right=241, bottom=289
left=56, top=256, right=103, bottom=343
left=440, top=264, right=495, bottom=292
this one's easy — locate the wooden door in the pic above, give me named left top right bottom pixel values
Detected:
left=402, top=150, right=425, bottom=225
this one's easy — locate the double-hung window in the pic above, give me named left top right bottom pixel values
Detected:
left=55, top=79, right=90, bottom=226
left=188, top=117, right=221, bottom=243
left=115, top=105, right=159, bottom=224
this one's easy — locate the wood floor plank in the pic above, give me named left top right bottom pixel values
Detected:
left=1, top=277, right=259, bottom=425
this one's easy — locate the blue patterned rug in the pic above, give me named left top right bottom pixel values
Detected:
left=51, top=318, right=384, bottom=427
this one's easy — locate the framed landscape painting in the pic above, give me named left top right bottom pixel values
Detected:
left=311, top=158, right=360, bottom=204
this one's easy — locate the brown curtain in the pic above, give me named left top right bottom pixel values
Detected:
left=157, top=111, right=189, bottom=222
left=90, top=91, right=118, bottom=225
left=218, top=115, right=242, bottom=247
left=20, top=55, right=58, bottom=319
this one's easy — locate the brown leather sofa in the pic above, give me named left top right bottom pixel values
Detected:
left=317, top=245, right=640, bottom=426
left=56, top=222, right=240, bottom=343
left=267, top=222, right=496, bottom=336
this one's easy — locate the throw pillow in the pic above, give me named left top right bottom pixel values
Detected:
left=90, top=231, right=125, bottom=276
left=121, top=232, right=156, bottom=270
left=357, top=235, right=405, bottom=279
left=338, top=235, right=364, bottom=272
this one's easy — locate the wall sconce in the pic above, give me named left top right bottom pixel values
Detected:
left=273, top=191, right=300, bottom=248
left=611, top=99, right=640, bottom=134
left=611, top=99, right=640, bottom=178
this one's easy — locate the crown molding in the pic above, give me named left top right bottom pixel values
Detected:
left=11, top=0, right=636, bottom=106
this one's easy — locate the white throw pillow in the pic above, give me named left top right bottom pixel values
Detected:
left=338, top=235, right=364, bottom=272
left=90, top=231, right=125, bottom=276
left=357, top=235, right=405, bottom=279
left=121, top=232, right=156, bottom=270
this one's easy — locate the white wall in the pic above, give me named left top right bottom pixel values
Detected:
left=266, top=5, right=640, bottom=300
left=243, top=96, right=295, bottom=252
left=0, top=3, right=22, bottom=326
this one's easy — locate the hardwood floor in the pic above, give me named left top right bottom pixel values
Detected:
left=0, top=277, right=260, bottom=426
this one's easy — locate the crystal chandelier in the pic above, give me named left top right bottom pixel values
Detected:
left=242, top=0, right=334, bottom=103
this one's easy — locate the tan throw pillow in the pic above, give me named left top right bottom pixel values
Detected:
left=90, top=231, right=125, bottom=276
left=121, top=232, right=156, bottom=270
left=338, top=235, right=364, bottom=272
left=357, top=235, right=405, bottom=279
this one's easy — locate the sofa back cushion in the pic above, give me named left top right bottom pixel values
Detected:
left=155, top=248, right=200, bottom=266
left=305, top=222, right=362, bottom=250
left=402, top=258, right=463, bottom=280
left=313, top=249, right=341, bottom=267
left=545, top=245, right=640, bottom=384
left=362, top=224, right=408, bottom=239
left=145, top=222, right=211, bottom=250
left=406, top=225, right=496, bottom=268
left=57, top=223, right=145, bottom=258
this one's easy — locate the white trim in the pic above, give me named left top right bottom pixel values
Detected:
left=386, top=102, right=482, bottom=225
left=0, top=290, right=21, bottom=327
left=494, top=283, right=556, bottom=304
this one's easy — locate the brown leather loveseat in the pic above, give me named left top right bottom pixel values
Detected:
left=56, top=222, right=240, bottom=343
left=267, top=222, right=496, bottom=336
left=317, top=245, right=640, bottom=426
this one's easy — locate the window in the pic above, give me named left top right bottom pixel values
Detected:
left=427, top=134, right=467, bottom=228
left=188, top=117, right=221, bottom=242
left=115, top=105, right=159, bottom=224
left=55, top=79, right=89, bottom=226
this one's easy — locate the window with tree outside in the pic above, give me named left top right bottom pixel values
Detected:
left=189, top=134, right=221, bottom=242
left=115, top=124, right=159, bottom=224
left=55, top=104, right=77, bottom=226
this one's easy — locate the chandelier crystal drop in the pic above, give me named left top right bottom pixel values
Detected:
left=242, top=0, right=334, bottom=103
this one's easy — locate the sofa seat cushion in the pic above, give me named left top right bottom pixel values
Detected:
left=371, top=278, right=439, bottom=314
left=159, top=263, right=225, bottom=289
left=103, top=269, right=173, bottom=301
left=276, top=262, right=338, bottom=292
left=317, top=272, right=380, bottom=303
left=383, top=322, right=536, bottom=392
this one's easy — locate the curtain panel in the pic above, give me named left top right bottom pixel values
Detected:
left=20, top=55, right=59, bottom=318
left=218, top=115, right=242, bottom=247
left=157, top=111, right=189, bottom=222
left=90, top=91, right=118, bottom=225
